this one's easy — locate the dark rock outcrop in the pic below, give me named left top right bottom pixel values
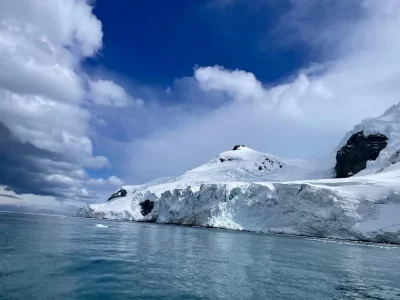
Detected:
left=232, top=145, right=245, bottom=151
left=107, top=188, right=127, bottom=201
left=220, top=158, right=233, bottom=163
left=335, top=131, right=388, bottom=178
left=140, top=199, right=154, bottom=216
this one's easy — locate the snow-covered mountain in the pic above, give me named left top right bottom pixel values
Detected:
left=181, top=145, right=335, bottom=181
left=78, top=104, right=400, bottom=244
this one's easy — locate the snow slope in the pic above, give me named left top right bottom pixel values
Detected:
left=78, top=105, right=400, bottom=244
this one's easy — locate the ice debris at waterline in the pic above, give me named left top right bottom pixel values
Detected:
left=95, top=224, right=108, bottom=228
left=78, top=103, right=400, bottom=244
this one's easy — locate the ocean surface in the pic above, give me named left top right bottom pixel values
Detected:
left=1, top=212, right=400, bottom=300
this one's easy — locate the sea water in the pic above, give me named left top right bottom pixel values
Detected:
left=1, top=212, right=399, bottom=299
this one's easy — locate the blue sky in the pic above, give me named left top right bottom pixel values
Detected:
left=1, top=0, right=400, bottom=213
left=87, top=0, right=307, bottom=86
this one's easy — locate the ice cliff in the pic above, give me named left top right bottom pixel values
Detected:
left=78, top=105, right=400, bottom=244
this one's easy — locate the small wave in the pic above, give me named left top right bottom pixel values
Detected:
left=95, top=224, right=108, bottom=228
left=306, top=238, right=398, bottom=249
left=0, top=211, right=67, bottom=218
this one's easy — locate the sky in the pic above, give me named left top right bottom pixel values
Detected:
left=1, top=0, right=400, bottom=214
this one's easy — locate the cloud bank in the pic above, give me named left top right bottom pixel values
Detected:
left=0, top=0, right=131, bottom=207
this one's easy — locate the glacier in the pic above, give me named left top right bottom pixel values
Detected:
left=78, top=105, right=400, bottom=244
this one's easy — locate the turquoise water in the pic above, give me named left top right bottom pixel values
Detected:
left=1, top=212, right=400, bottom=300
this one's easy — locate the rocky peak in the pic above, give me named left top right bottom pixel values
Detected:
left=232, top=145, right=246, bottom=151
left=107, top=188, right=127, bottom=201
left=335, top=131, right=388, bottom=178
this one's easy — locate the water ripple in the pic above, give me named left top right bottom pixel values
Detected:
left=1, top=213, right=400, bottom=300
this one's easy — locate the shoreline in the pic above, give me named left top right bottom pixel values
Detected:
left=78, top=215, right=400, bottom=247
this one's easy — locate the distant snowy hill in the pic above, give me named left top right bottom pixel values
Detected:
left=178, top=145, right=333, bottom=183
left=78, top=104, right=400, bottom=244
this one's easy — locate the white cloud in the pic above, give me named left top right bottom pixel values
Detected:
left=0, top=0, right=124, bottom=202
left=108, top=175, right=124, bottom=186
left=0, top=0, right=103, bottom=58
left=195, top=66, right=265, bottom=103
left=45, top=174, right=76, bottom=186
left=0, top=0, right=101, bottom=155
left=0, top=0, right=103, bottom=103
left=88, top=176, right=124, bottom=187
left=0, top=186, right=87, bottom=215
left=89, top=79, right=143, bottom=107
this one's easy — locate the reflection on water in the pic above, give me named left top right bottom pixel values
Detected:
left=0, top=212, right=400, bottom=300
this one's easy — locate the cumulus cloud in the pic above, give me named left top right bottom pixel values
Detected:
left=0, top=186, right=86, bottom=216
left=0, top=0, right=103, bottom=58
left=120, top=0, right=400, bottom=183
left=88, top=176, right=124, bottom=187
left=0, top=0, right=132, bottom=204
left=195, top=67, right=265, bottom=103
left=88, top=79, right=144, bottom=107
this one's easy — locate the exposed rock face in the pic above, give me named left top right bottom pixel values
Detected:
left=107, top=188, right=127, bottom=201
left=219, top=158, right=233, bottom=163
left=232, top=145, right=245, bottom=151
left=335, top=131, right=388, bottom=178
left=140, top=199, right=154, bottom=216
